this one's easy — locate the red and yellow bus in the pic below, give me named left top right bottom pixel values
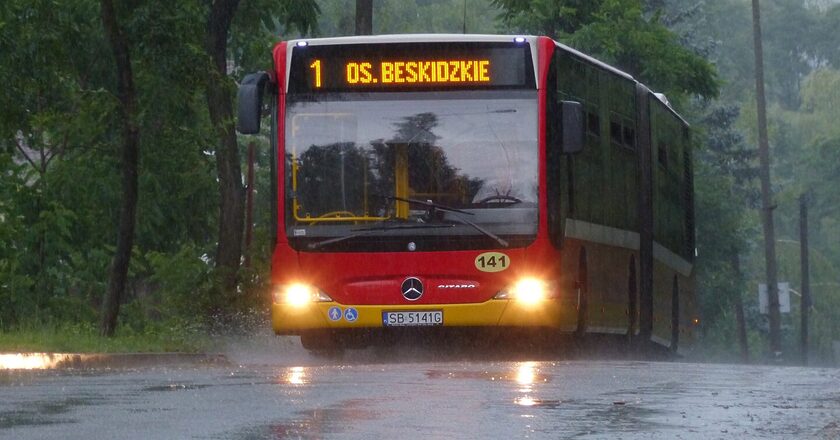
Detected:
left=237, top=35, right=698, bottom=352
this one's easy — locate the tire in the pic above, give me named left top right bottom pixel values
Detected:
left=300, top=330, right=342, bottom=354
left=627, top=257, right=638, bottom=340
left=575, top=248, right=589, bottom=338
left=670, top=276, right=679, bottom=353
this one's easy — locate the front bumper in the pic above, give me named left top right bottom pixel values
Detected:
left=271, top=299, right=574, bottom=334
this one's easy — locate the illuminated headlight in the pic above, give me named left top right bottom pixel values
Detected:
left=494, top=278, right=551, bottom=305
left=274, top=283, right=332, bottom=306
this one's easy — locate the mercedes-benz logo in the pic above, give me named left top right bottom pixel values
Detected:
left=401, top=277, right=424, bottom=301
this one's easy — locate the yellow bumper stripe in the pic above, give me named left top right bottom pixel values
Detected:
left=272, top=300, right=574, bottom=334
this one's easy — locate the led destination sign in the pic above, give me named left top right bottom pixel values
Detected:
left=288, top=42, right=534, bottom=93
left=338, top=59, right=491, bottom=86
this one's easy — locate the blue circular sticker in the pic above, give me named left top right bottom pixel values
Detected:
left=344, top=307, right=358, bottom=322
left=327, top=306, right=342, bottom=321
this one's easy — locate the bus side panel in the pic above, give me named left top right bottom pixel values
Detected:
left=650, top=260, right=696, bottom=352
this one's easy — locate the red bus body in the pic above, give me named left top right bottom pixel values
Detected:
left=260, top=35, right=698, bottom=351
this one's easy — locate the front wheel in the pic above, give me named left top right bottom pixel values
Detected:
left=300, top=330, right=342, bottom=354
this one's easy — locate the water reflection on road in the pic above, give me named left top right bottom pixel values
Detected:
left=1, top=336, right=839, bottom=439
left=0, top=353, right=78, bottom=370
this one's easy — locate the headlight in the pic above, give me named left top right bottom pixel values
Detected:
left=494, top=278, right=551, bottom=305
left=274, top=283, right=333, bottom=306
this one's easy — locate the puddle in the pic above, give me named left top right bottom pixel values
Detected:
left=230, top=398, right=385, bottom=439
left=143, top=383, right=213, bottom=392
left=425, top=361, right=551, bottom=385
left=0, top=396, right=104, bottom=429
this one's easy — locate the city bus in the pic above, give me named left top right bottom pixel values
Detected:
left=237, top=34, right=698, bottom=353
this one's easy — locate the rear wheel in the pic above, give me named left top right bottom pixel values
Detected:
left=575, top=248, right=589, bottom=338
left=627, top=257, right=638, bottom=340
left=671, top=276, right=680, bottom=353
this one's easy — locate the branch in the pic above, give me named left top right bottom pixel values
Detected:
left=44, top=132, right=69, bottom=168
left=14, top=136, right=39, bottom=172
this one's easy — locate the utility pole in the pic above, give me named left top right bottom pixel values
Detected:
left=355, top=0, right=372, bottom=35
left=799, top=194, right=811, bottom=365
left=751, top=0, right=782, bottom=359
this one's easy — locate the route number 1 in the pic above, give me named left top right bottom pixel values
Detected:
left=310, top=59, right=322, bottom=88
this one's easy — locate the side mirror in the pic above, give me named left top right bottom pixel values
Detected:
left=237, top=72, right=271, bottom=135
left=561, top=100, right=584, bottom=154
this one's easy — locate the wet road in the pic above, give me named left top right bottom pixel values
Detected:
left=1, top=336, right=839, bottom=439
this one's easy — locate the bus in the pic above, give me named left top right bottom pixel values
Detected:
left=237, top=34, right=698, bottom=353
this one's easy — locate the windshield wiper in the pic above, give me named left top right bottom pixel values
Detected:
left=382, top=195, right=474, bottom=216
left=446, top=213, right=509, bottom=248
left=386, top=196, right=508, bottom=248
left=306, top=223, right=454, bottom=250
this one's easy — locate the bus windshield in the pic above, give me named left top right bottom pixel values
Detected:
left=285, top=91, right=538, bottom=251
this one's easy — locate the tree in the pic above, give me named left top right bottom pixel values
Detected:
left=694, top=104, right=757, bottom=362
left=356, top=0, right=373, bottom=35
left=99, top=0, right=140, bottom=336
left=205, top=0, right=245, bottom=300
left=492, top=0, right=719, bottom=101
left=0, top=0, right=110, bottom=325
left=205, top=0, right=319, bottom=309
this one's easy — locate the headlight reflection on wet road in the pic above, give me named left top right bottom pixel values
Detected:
left=0, top=353, right=75, bottom=370
left=282, top=366, right=308, bottom=385
left=512, top=361, right=559, bottom=410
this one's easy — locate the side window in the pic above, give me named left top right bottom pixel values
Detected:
left=606, top=77, right=636, bottom=151
left=623, top=124, right=636, bottom=149
left=610, top=117, right=622, bottom=146
left=557, top=55, right=600, bottom=141
left=610, top=114, right=636, bottom=150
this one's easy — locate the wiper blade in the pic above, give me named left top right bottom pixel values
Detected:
left=447, top=213, right=509, bottom=248
left=382, top=195, right=507, bottom=247
left=383, top=195, right=474, bottom=216
left=306, top=223, right=454, bottom=250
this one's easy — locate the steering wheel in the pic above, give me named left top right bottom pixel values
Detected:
left=476, top=194, right=522, bottom=204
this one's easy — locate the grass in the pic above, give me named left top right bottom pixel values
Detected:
left=0, top=323, right=213, bottom=353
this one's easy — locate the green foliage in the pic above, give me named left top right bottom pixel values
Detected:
left=0, top=321, right=211, bottom=353
left=316, top=0, right=500, bottom=36
left=232, top=0, right=320, bottom=75
left=493, top=0, right=719, bottom=100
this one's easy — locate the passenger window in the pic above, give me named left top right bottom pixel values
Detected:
left=623, top=125, right=636, bottom=149
left=610, top=120, right=622, bottom=146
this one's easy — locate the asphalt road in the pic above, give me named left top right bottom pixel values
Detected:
left=1, top=335, right=839, bottom=439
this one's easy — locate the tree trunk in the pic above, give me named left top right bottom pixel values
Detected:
left=799, top=194, right=811, bottom=365
left=243, top=142, right=255, bottom=268
left=751, top=0, right=782, bottom=358
left=206, top=0, right=244, bottom=296
left=732, top=252, right=749, bottom=363
left=355, top=0, right=373, bottom=35
left=99, top=0, right=140, bottom=337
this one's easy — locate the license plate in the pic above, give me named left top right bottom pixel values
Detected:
left=382, top=311, right=443, bottom=327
